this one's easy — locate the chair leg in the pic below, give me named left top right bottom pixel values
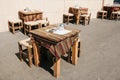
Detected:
left=67, top=16, right=69, bottom=24
left=67, top=49, right=72, bottom=63
left=27, top=46, right=32, bottom=67
left=78, top=39, right=81, bottom=58
left=18, top=42, right=23, bottom=61
left=24, top=25, right=26, bottom=35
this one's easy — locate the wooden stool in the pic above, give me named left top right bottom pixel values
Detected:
left=36, top=17, right=49, bottom=27
left=111, top=11, right=119, bottom=20
left=97, top=10, right=107, bottom=19
left=80, top=13, right=91, bottom=25
left=8, top=18, right=23, bottom=34
left=63, top=12, right=74, bottom=24
left=24, top=21, right=40, bottom=35
left=18, top=38, right=33, bottom=67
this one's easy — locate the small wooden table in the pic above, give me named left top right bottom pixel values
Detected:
left=69, top=7, right=88, bottom=24
left=18, top=10, right=43, bottom=22
left=30, top=25, right=81, bottom=78
left=103, top=5, right=120, bottom=19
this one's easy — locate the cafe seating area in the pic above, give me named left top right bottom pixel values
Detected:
left=1, top=18, right=120, bottom=80
left=1, top=0, right=120, bottom=79
left=97, top=4, right=120, bottom=20
left=8, top=18, right=23, bottom=34
left=63, top=6, right=89, bottom=25
left=5, top=3, right=120, bottom=78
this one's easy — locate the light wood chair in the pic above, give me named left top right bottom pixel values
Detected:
left=111, top=11, right=120, bottom=20
left=36, top=17, right=49, bottom=27
left=8, top=18, right=23, bottom=34
left=63, top=7, right=74, bottom=24
left=18, top=38, right=33, bottom=67
left=80, top=13, right=91, bottom=25
left=63, top=13, right=74, bottom=24
left=24, top=21, right=40, bottom=35
left=97, top=10, right=107, bottom=19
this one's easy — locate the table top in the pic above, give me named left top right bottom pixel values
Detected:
left=19, top=10, right=42, bottom=15
left=30, top=25, right=81, bottom=44
left=104, top=4, right=120, bottom=8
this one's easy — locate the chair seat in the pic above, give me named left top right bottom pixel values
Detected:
left=36, top=20, right=49, bottom=24
left=98, top=10, right=107, bottom=13
left=8, top=18, right=22, bottom=23
left=118, top=12, right=120, bottom=15
left=19, top=38, right=32, bottom=48
left=112, top=12, right=118, bottom=14
left=24, top=21, right=39, bottom=26
left=80, top=14, right=89, bottom=17
left=63, top=12, right=74, bottom=16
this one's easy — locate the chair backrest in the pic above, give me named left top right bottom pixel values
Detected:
left=68, top=7, right=74, bottom=14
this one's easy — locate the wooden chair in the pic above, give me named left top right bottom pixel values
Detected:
left=63, top=7, right=74, bottom=24
left=24, top=21, right=40, bottom=35
left=97, top=10, right=107, bottom=19
left=67, top=38, right=81, bottom=63
left=18, top=38, right=33, bottom=67
left=74, top=8, right=81, bottom=25
left=111, top=11, right=120, bottom=20
left=80, top=13, right=91, bottom=25
left=36, top=17, right=49, bottom=27
left=8, top=18, right=23, bottom=34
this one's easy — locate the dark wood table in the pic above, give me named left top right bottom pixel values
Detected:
left=30, top=25, right=81, bottom=78
left=103, top=5, right=120, bottom=19
left=18, top=10, right=43, bottom=22
left=69, top=7, right=88, bottom=24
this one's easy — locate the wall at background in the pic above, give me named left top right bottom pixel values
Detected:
left=0, top=0, right=113, bottom=32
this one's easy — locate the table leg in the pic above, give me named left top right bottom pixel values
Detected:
left=32, top=39, right=40, bottom=67
left=54, top=58, right=60, bottom=78
left=72, top=39, right=78, bottom=65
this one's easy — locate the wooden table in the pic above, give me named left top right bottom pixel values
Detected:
left=69, top=7, right=88, bottom=24
left=18, top=10, right=43, bottom=22
left=103, top=5, right=120, bottom=19
left=30, top=25, right=81, bottom=78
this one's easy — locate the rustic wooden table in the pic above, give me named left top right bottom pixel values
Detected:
left=30, top=25, right=81, bottom=78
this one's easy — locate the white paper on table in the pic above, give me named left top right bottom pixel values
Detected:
left=53, top=29, right=71, bottom=35
left=46, top=29, right=71, bottom=35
